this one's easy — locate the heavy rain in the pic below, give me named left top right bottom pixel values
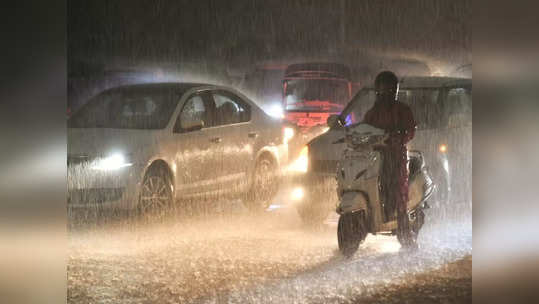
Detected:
left=67, top=1, right=472, bottom=303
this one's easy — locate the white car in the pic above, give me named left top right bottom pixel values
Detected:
left=291, top=76, right=471, bottom=224
left=68, top=83, right=288, bottom=214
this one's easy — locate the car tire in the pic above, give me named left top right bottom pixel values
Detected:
left=244, top=156, right=279, bottom=212
left=296, top=180, right=335, bottom=226
left=296, top=197, right=332, bottom=227
left=137, top=165, right=174, bottom=217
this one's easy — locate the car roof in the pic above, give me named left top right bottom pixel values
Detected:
left=364, top=76, right=471, bottom=89
left=97, top=81, right=268, bottom=109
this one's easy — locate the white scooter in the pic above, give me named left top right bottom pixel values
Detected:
left=335, top=123, right=435, bottom=257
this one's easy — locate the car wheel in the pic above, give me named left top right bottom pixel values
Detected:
left=245, top=156, right=278, bottom=212
left=296, top=194, right=333, bottom=227
left=138, top=166, right=174, bottom=217
left=297, top=203, right=329, bottom=226
left=296, top=180, right=336, bottom=226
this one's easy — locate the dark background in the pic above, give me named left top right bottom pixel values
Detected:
left=68, top=0, right=471, bottom=79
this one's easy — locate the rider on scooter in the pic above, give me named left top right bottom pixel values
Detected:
left=363, top=71, right=417, bottom=248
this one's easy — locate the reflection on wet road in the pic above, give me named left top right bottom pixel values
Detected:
left=68, top=197, right=471, bottom=304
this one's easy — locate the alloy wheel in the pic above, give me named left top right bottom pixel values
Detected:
left=139, top=174, right=173, bottom=214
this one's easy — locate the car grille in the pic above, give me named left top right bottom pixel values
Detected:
left=311, top=160, right=338, bottom=174
left=68, top=188, right=124, bottom=205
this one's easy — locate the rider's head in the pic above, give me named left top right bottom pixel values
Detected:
left=374, top=71, right=399, bottom=103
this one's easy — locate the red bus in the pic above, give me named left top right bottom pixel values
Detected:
left=283, top=62, right=353, bottom=128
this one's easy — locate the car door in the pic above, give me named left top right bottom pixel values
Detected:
left=443, top=85, right=472, bottom=202
left=399, top=87, right=445, bottom=154
left=208, top=89, right=253, bottom=193
left=397, top=87, right=451, bottom=203
left=171, top=90, right=224, bottom=198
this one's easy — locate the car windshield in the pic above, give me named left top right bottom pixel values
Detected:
left=284, top=79, right=349, bottom=112
left=68, top=87, right=178, bottom=129
left=342, top=87, right=468, bottom=130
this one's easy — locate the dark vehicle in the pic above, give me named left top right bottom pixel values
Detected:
left=239, top=64, right=286, bottom=117
left=68, top=83, right=288, bottom=214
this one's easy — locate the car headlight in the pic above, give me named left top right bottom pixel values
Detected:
left=91, top=153, right=133, bottom=171
left=266, top=103, right=284, bottom=118
left=439, top=144, right=448, bottom=153
left=287, top=146, right=309, bottom=173
left=290, top=187, right=305, bottom=201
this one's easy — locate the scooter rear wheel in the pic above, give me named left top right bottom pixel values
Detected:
left=397, top=209, right=425, bottom=248
left=338, top=212, right=367, bottom=257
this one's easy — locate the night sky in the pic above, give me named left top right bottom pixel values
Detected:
left=68, top=0, right=471, bottom=74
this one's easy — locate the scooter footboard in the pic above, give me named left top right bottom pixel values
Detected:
left=336, top=192, right=368, bottom=215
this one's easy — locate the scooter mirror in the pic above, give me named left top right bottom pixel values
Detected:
left=327, top=115, right=341, bottom=129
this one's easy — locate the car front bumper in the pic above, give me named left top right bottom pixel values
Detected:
left=67, top=164, right=145, bottom=210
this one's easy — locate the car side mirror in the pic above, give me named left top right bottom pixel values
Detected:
left=327, top=115, right=341, bottom=129
left=180, top=119, right=204, bottom=132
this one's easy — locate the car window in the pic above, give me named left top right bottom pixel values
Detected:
left=68, top=88, right=177, bottom=129
left=284, top=79, right=350, bottom=111
left=211, top=92, right=250, bottom=125
left=445, top=87, right=472, bottom=127
left=341, top=88, right=443, bottom=130
left=399, top=89, right=442, bottom=130
left=174, top=94, right=210, bottom=133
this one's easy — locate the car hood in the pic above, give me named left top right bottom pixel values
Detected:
left=67, top=128, right=163, bottom=156
left=308, top=128, right=346, bottom=162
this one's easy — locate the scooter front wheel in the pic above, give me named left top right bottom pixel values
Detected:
left=338, top=212, right=367, bottom=258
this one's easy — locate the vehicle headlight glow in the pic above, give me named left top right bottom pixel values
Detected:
left=283, top=127, right=295, bottom=145
left=287, top=146, right=309, bottom=173
left=439, top=144, right=447, bottom=153
left=291, top=187, right=305, bottom=201
left=91, top=153, right=133, bottom=171
left=266, top=103, right=284, bottom=118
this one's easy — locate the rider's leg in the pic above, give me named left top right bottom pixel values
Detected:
left=396, top=159, right=416, bottom=248
left=382, top=152, right=398, bottom=222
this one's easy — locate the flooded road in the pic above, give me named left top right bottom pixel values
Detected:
left=68, top=196, right=471, bottom=304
